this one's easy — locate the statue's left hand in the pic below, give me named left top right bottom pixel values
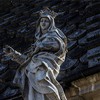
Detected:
left=3, top=45, right=15, bottom=57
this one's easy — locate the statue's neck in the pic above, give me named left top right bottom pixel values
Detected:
left=41, top=29, right=48, bottom=34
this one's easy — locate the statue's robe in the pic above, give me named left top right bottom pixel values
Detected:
left=13, top=29, right=67, bottom=100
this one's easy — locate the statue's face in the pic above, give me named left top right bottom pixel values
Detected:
left=40, top=17, right=50, bottom=30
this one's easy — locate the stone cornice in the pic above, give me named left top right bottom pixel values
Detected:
left=65, top=72, right=100, bottom=98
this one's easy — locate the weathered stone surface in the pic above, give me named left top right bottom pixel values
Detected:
left=87, top=29, right=100, bottom=41
left=86, top=22, right=99, bottom=33
left=87, top=46, right=100, bottom=59
left=88, top=57, right=100, bottom=68
left=67, top=41, right=77, bottom=51
left=67, top=45, right=87, bottom=59
left=0, top=87, right=20, bottom=100
left=68, top=29, right=86, bottom=40
left=86, top=14, right=100, bottom=25
left=87, top=38, right=100, bottom=50
left=61, top=57, right=78, bottom=70
left=78, top=35, right=87, bottom=46
left=80, top=53, right=87, bottom=64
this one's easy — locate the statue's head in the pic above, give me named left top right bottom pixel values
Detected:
left=35, top=7, right=58, bottom=36
left=39, top=17, right=50, bottom=30
left=35, top=7, right=67, bottom=46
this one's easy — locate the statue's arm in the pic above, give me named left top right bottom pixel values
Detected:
left=11, top=50, right=27, bottom=65
left=3, top=45, right=28, bottom=65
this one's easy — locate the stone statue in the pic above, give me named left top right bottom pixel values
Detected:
left=3, top=7, right=67, bottom=100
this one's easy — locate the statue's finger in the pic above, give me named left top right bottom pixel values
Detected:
left=5, top=45, right=14, bottom=52
left=5, top=45, right=12, bottom=49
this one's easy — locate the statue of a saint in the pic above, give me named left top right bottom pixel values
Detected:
left=3, top=8, right=67, bottom=100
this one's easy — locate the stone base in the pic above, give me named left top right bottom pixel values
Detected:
left=65, top=72, right=100, bottom=100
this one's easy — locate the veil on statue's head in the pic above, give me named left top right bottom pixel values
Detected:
left=35, top=7, right=67, bottom=44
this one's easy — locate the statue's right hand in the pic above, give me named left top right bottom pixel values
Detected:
left=3, top=45, right=14, bottom=57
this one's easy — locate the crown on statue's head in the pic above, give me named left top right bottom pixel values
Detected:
left=39, top=7, right=58, bottom=18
